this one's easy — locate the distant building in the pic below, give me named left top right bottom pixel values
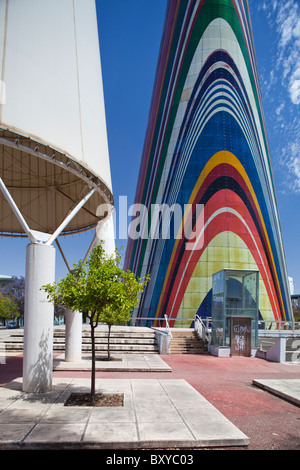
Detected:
left=0, top=275, right=14, bottom=289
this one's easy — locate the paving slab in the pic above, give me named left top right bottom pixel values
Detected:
left=53, top=354, right=172, bottom=372
left=0, top=377, right=249, bottom=449
left=252, top=379, right=300, bottom=407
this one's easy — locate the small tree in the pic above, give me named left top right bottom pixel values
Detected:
left=1, top=276, right=25, bottom=327
left=43, top=242, right=149, bottom=401
left=99, top=267, right=149, bottom=361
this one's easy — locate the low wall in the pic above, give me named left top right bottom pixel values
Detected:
left=209, top=337, right=287, bottom=362
left=208, top=345, right=258, bottom=358
left=256, top=337, right=286, bottom=363
left=152, top=329, right=171, bottom=354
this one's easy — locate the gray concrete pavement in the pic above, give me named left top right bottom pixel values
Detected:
left=253, top=378, right=300, bottom=407
left=53, top=353, right=172, bottom=372
left=1, top=353, right=299, bottom=450
left=0, top=377, right=249, bottom=449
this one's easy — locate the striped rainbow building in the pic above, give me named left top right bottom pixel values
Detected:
left=124, top=0, right=293, bottom=326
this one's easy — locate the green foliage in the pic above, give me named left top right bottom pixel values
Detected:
left=0, top=276, right=25, bottom=326
left=43, top=243, right=149, bottom=325
left=0, top=291, right=19, bottom=321
left=42, top=242, right=149, bottom=398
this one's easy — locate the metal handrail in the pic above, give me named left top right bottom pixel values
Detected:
left=194, top=314, right=211, bottom=344
left=258, top=320, right=300, bottom=334
left=194, top=314, right=204, bottom=340
left=130, top=316, right=196, bottom=327
left=164, top=314, right=173, bottom=339
left=130, top=316, right=300, bottom=336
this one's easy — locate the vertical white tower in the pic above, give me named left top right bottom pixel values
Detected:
left=0, top=0, right=114, bottom=392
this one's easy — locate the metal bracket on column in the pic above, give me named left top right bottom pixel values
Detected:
left=0, top=178, right=38, bottom=244
left=0, top=178, right=98, bottom=248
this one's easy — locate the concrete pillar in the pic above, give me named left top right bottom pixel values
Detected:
left=95, top=208, right=116, bottom=257
left=101, top=214, right=116, bottom=257
left=22, top=243, right=56, bottom=393
left=65, top=309, right=82, bottom=362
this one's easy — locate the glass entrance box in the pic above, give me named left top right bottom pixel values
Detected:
left=211, top=269, right=259, bottom=348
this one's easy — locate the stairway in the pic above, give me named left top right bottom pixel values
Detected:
left=169, top=329, right=208, bottom=354
left=0, top=326, right=159, bottom=355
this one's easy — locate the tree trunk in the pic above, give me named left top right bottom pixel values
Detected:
left=90, top=320, right=96, bottom=400
left=107, top=324, right=111, bottom=361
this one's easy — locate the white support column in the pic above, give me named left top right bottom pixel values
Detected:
left=65, top=309, right=82, bottom=362
left=95, top=209, right=116, bottom=257
left=101, top=214, right=116, bottom=257
left=22, top=243, right=56, bottom=393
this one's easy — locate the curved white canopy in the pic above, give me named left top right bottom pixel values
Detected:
left=0, top=0, right=113, bottom=236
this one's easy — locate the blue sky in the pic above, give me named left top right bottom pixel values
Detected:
left=248, top=0, right=300, bottom=294
left=1, top=0, right=299, bottom=295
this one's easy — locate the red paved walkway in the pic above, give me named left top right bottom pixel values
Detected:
left=1, top=354, right=299, bottom=450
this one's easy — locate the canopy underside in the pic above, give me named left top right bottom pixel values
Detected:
left=0, top=127, right=114, bottom=236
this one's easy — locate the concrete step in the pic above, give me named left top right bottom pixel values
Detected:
left=56, top=331, right=156, bottom=339
left=169, top=330, right=208, bottom=354
left=53, top=344, right=159, bottom=352
left=53, top=337, right=157, bottom=345
left=170, top=350, right=208, bottom=354
left=7, top=329, right=156, bottom=339
left=170, top=345, right=204, bottom=348
left=171, top=341, right=201, bottom=344
left=1, top=326, right=159, bottom=354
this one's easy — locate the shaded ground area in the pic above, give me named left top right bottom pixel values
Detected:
left=0, top=353, right=299, bottom=450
